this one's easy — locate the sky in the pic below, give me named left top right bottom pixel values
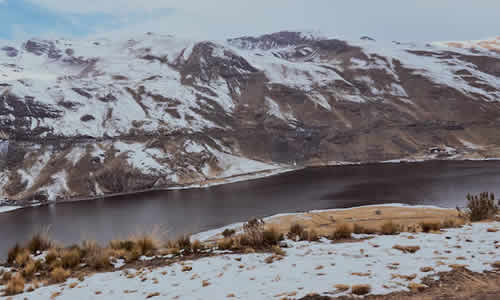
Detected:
left=0, top=0, right=499, bottom=42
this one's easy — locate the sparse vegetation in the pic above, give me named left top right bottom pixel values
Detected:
left=27, top=231, right=52, bottom=254
left=420, top=221, right=441, bottom=233
left=4, top=273, right=25, bottom=296
left=466, top=192, right=498, bottom=221
left=393, top=245, right=421, bottom=253
left=288, top=223, right=305, bottom=240
left=381, top=221, right=399, bottom=235
left=329, top=223, right=352, bottom=240
left=49, top=267, right=70, bottom=283
left=222, top=229, right=236, bottom=238
left=351, top=284, right=371, bottom=295
left=334, top=284, right=350, bottom=291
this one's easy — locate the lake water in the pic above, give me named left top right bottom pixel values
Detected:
left=1, top=160, right=499, bottom=258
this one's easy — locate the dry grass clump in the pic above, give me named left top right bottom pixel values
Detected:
left=80, top=242, right=110, bottom=270
left=22, top=260, right=39, bottom=278
left=442, top=218, right=459, bottom=229
left=271, top=245, right=286, bottom=256
left=7, top=244, right=24, bottom=265
left=492, top=261, right=500, bottom=269
left=134, top=235, right=158, bottom=256
left=351, top=284, right=371, bottom=295
left=191, top=240, right=203, bottom=254
left=238, top=219, right=283, bottom=249
left=61, top=248, right=82, bottom=269
left=420, top=221, right=441, bottom=233
left=466, top=192, right=498, bottom=221
left=380, top=221, right=399, bottom=235
left=329, top=223, right=352, bottom=240
left=393, top=245, right=421, bottom=253
left=14, top=248, right=31, bottom=267
left=222, top=229, right=236, bottom=238
left=487, top=228, right=498, bottom=233
left=27, top=231, right=52, bottom=254
left=408, top=282, right=426, bottom=292
left=217, top=238, right=234, bottom=250
left=4, top=273, right=25, bottom=296
left=50, top=267, right=70, bottom=283
left=45, top=248, right=59, bottom=266
left=288, top=223, right=305, bottom=240
left=334, top=284, right=350, bottom=291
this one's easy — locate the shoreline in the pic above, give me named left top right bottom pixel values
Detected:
left=1, top=157, right=499, bottom=215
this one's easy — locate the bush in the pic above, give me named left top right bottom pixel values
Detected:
left=466, top=192, right=498, bottom=221
left=420, top=221, right=441, bottom=233
left=109, top=239, right=135, bottom=252
left=27, top=232, right=52, bottom=254
left=222, top=229, right=236, bottom=238
left=45, top=248, right=59, bottom=266
left=352, top=284, right=371, bottom=295
left=22, top=260, right=38, bottom=278
left=134, top=235, right=157, bottom=256
left=50, top=267, right=70, bottom=283
left=262, top=227, right=283, bottom=246
left=175, top=235, right=192, bottom=252
left=288, top=223, right=305, bottom=240
left=61, top=249, right=82, bottom=269
left=191, top=240, right=203, bottom=254
left=380, top=221, right=399, bottom=235
left=14, top=249, right=31, bottom=267
left=217, top=238, right=234, bottom=250
left=330, top=224, right=352, bottom=240
left=7, top=244, right=24, bottom=265
left=4, top=273, right=25, bottom=296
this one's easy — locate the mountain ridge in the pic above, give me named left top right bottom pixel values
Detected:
left=1, top=31, right=499, bottom=205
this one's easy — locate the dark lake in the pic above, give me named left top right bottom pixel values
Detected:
left=1, top=160, right=500, bottom=258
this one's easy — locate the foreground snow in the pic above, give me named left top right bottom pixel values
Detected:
left=6, top=222, right=499, bottom=300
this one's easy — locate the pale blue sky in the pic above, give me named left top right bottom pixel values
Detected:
left=1, top=0, right=499, bottom=41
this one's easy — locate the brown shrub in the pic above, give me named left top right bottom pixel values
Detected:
left=7, top=244, right=24, bottom=265
left=288, top=223, right=305, bottom=240
left=22, top=260, right=38, bottom=278
left=83, top=244, right=111, bottom=270
left=191, top=240, right=203, bottom=254
left=217, top=238, right=234, bottom=250
left=353, top=224, right=366, bottom=234
left=61, top=249, right=82, bottom=269
left=492, top=261, right=500, bottom=269
left=45, top=248, right=59, bottom=266
left=351, top=284, right=371, bottom=295
left=134, top=235, right=158, bottom=256
left=4, top=273, right=25, bottom=296
left=222, top=229, right=236, bottom=238
left=466, top=192, right=498, bottom=221
left=109, top=239, right=135, bottom=252
left=381, top=221, right=399, bottom=235
left=27, top=232, right=52, bottom=254
left=175, top=235, right=192, bottom=252
left=330, top=224, right=352, bottom=240
left=1, top=271, right=12, bottom=283
left=15, top=249, right=31, bottom=267
left=50, top=267, right=70, bottom=283
left=420, top=222, right=441, bottom=233
left=262, top=227, right=283, bottom=246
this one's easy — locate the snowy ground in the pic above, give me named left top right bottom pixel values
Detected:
left=5, top=222, right=499, bottom=300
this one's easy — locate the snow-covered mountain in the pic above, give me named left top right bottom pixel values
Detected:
left=1, top=31, right=499, bottom=204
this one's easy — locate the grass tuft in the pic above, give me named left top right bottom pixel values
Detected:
left=50, top=267, right=70, bottom=283
left=330, top=223, right=352, bottom=240
left=351, top=284, right=371, bottom=295
left=27, top=231, right=52, bottom=254
left=4, top=273, right=25, bottom=296
left=381, top=221, right=399, bottom=235
left=420, top=221, right=441, bottom=233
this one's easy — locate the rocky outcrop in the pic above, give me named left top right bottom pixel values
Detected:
left=0, top=31, right=499, bottom=204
